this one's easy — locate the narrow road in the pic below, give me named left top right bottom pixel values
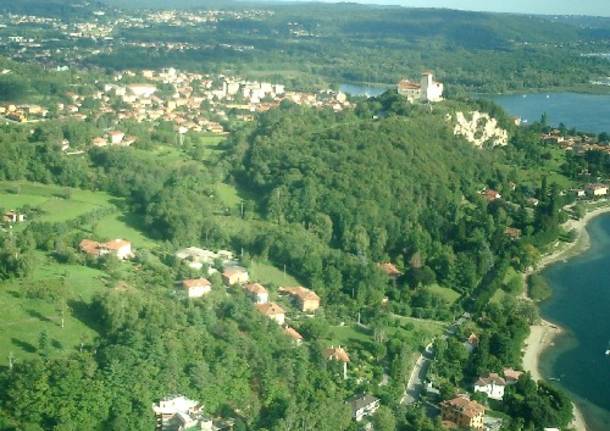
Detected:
left=401, top=342, right=434, bottom=405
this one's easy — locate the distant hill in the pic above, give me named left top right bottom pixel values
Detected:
left=0, top=0, right=104, bottom=17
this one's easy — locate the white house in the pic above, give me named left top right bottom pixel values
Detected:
left=182, top=278, right=212, bottom=298
left=152, top=395, right=214, bottom=431
left=347, top=394, right=380, bottom=422
left=585, top=183, right=608, bottom=197
left=474, top=373, right=506, bottom=400
left=243, top=283, right=269, bottom=304
left=109, top=130, right=125, bottom=145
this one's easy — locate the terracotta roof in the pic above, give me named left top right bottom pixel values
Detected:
left=441, top=396, right=485, bottom=419
left=398, top=80, right=420, bottom=90
left=244, top=283, right=267, bottom=295
left=504, top=227, right=522, bottom=239
left=182, top=278, right=211, bottom=289
left=104, top=239, right=131, bottom=250
left=80, top=239, right=101, bottom=255
left=482, top=189, right=501, bottom=201
left=223, top=266, right=247, bottom=276
left=503, top=368, right=523, bottom=382
left=324, top=346, right=350, bottom=363
left=378, top=262, right=402, bottom=277
left=256, top=302, right=284, bottom=317
left=475, top=373, right=506, bottom=387
left=283, top=326, right=303, bottom=341
left=279, top=286, right=320, bottom=302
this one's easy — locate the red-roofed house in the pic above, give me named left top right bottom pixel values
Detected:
left=256, top=302, right=285, bottom=325
left=79, top=238, right=133, bottom=260
left=279, top=286, right=320, bottom=312
left=378, top=262, right=402, bottom=278
left=440, top=396, right=485, bottom=430
left=283, top=326, right=303, bottom=345
left=182, top=278, right=212, bottom=298
left=243, top=283, right=268, bottom=304
left=222, top=266, right=249, bottom=286
left=324, top=346, right=350, bottom=379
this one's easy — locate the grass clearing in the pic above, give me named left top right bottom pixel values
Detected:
left=216, top=183, right=242, bottom=208
left=249, top=260, right=300, bottom=287
left=426, top=284, right=461, bottom=304
left=0, top=253, right=107, bottom=363
left=0, top=180, right=115, bottom=223
left=92, top=212, right=158, bottom=249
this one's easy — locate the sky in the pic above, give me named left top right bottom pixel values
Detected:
left=281, top=0, right=610, bottom=17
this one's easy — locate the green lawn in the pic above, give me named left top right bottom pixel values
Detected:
left=0, top=181, right=115, bottom=223
left=0, top=253, right=107, bottom=363
left=92, top=212, right=158, bottom=249
left=216, top=183, right=242, bottom=208
left=249, top=260, right=300, bottom=287
left=425, top=284, right=461, bottom=304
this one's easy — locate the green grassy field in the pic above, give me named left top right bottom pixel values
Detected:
left=425, top=284, right=461, bottom=304
left=92, top=212, right=158, bottom=249
left=0, top=181, right=115, bottom=223
left=249, top=260, right=300, bottom=287
left=0, top=253, right=107, bottom=363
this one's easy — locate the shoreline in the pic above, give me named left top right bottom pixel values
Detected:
left=521, top=203, right=610, bottom=431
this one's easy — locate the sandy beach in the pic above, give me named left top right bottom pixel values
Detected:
left=521, top=203, right=610, bottom=431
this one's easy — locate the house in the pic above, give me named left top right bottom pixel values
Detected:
left=222, top=266, right=249, bottom=286
left=324, top=346, right=350, bottom=379
left=279, top=286, right=320, bottom=312
left=378, top=262, right=402, bottom=278
left=474, top=373, right=506, bottom=400
left=152, top=395, right=216, bottom=431
left=283, top=326, right=303, bottom=345
left=585, top=183, right=608, bottom=197
left=482, top=189, right=501, bottom=202
left=3, top=211, right=25, bottom=223
left=504, top=227, right=522, bottom=240
left=256, top=302, right=285, bottom=325
left=440, top=396, right=485, bottom=430
left=79, top=238, right=133, bottom=260
left=243, top=283, right=268, bottom=304
left=397, top=79, right=421, bottom=101
left=465, top=333, right=479, bottom=353
left=503, top=368, right=523, bottom=384
left=347, top=394, right=380, bottom=422
left=109, top=130, right=125, bottom=145
left=182, top=278, right=212, bottom=298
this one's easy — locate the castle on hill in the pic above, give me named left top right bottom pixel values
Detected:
left=397, top=71, right=444, bottom=103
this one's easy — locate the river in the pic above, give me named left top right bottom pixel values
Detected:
left=339, top=83, right=390, bottom=97
left=493, top=92, right=610, bottom=134
left=540, top=214, right=610, bottom=431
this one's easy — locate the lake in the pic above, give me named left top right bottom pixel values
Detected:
left=541, top=214, right=610, bottom=431
left=339, top=83, right=390, bottom=97
left=493, top=92, right=610, bottom=134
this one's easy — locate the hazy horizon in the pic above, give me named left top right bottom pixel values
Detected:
left=272, top=0, right=610, bottom=17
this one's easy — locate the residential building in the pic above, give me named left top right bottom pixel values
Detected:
left=79, top=238, right=133, bottom=260
left=347, top=394, right=380, bottom=422
left=474, top=373, right=506, bottom=400
left=283, top=326, right=303, bottom=345
left=243, top=283, right=268, bottom=304
left=482, top=189, right=502, bottom=202
left=378, top=262, right=402, bottom=278
left=3, top=211, right=25, bottom=223
left=440, top=396, right=485, bottom=430
left=182, top=278, right=212, bottom=298
left=504, top=227, right=522, bottom=240
left=256, top=302, right=285, bottom=325
left=397, top=79, right=421, bottom=101
left=279, top=286, right=320, bottom=312
left=503, top=368, right=523, bottom=384
left=585, top=183, right=608, bottom=197
left=324, top=346, right=350, bottom=379
left=109, top=130, right=125, bottom=145
left=152, top=395, right=215, bottom=431
left=222, top=266, right=249, bottom=286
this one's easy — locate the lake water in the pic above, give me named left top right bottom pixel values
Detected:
left=339, top=83, right=389, bottom=97
left=493, top=92, right=610, bottom=134
left=541, top=214, right=610, bottom=431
